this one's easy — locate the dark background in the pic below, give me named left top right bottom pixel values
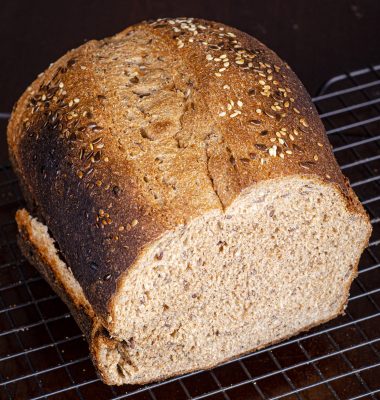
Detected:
left=1, top=1, right=379, bottom=112
left=1, top=0, right=380, bottom=111
left=3, top=0, right=379, bottom=162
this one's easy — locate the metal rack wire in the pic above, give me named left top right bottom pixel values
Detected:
left=1, top=65, right=380, bottom=400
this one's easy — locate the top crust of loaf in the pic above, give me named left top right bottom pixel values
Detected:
left=7, top=18, right=367, bottom=323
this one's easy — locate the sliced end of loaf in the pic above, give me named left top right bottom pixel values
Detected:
left=107, top=176, right=370, bottom=384
left=16, top=175, right=371, bottom=385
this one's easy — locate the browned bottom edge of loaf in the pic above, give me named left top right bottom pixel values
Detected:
left=16, top=210, right=363, bottom=386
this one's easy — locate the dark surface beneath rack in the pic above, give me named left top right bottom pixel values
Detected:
left=0, top=66, right=380, bottom=400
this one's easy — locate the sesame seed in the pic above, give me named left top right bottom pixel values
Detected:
left=104, top=157, right=109, bottom=162
left=256, top=108, right=262, bottom=114
left=220, top=54, right=227, bottom=59
left=314, top=155, right=319, bottom=161
left=236, top=59, right=244, bottom=65
left=286, top=150, right=292, bottom=155
left=279, top=153, right=285, bottom=159
left=317, top=142, right=323, bottom=147
left=270, top=138, right=276, bottom=142
left=237, top=100, right=243, bottom=108
left=278, top=138, right=285, bottom=145
left=289, top=134, right=295, bottom=141
left=268, top=145, right=277, bottom=157
left=293, top=129, right=299, bottom=136
left=230, top=110, right=241, bottom=118
left=224, top=62, right=230, bottom=67
left=131, top=219, right=139, bottom=227
left=74, top=98, right=80, bottom=103
left=219, top=67, right=226, bottom=72
left=206, top=54, right=213, bottom=61
left=215, top=73, right=222, bottom=77
left=59, top=82, right=64, bottom=88
left=293, top=107, right=300, bottom=114
left=227, top=104, right=232, bottom=111
left=326, top=174, right=331, bottom=179
left=223, top=84, right=230, bottom=90
left=300, top=118, right=309, bottom=127
left=219, top=111, right=226, bottom=117
left=41, top=94, right=46, bottom=101
left=259, top=80, right=266, bottom=85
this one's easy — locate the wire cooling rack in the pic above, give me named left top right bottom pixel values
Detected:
left=1, top=65, right=380, bottom=400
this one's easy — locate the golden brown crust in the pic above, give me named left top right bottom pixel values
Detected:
left=7, top=17, right=368, bottom=323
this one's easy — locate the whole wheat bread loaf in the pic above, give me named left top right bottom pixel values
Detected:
left=8, top=18, right=371, bottom=385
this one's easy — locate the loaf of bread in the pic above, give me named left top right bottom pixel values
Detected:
left=8, top=18, right=371, bottom=385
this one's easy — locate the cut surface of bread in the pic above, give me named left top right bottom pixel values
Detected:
left=16, top=173, right=370, bottom=385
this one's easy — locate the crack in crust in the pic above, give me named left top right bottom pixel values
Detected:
left=204, top=132, right=225, bottom=210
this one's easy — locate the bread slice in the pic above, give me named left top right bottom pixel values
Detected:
left=9, top=17, right=371, bottom=385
